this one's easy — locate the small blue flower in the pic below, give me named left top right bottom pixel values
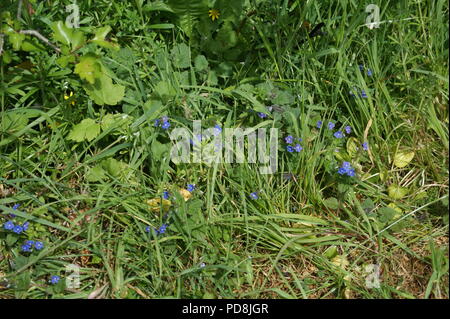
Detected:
left=342, top=161, right=352, bottom=170
left=13, top=225, right=23, bottom=234
left=154, top=119, right=161, bottom=127
left=145, top=226, right=151, bottom=233
left=22, top=222, right=29, bottom=231
left=161, top=116, right=169, bottom=123
left=328, top=122, right=335, bottom=130
left=361, top=90, right=368, bottom=98
left=359, top=64, right=364, bottom=71
left=316, top=121, right=323, bottom=129
left=362, top=142, right=369, bottom=151
left=337, top=167, right=347, bottom=175
left=367, top=69, right=373, bottom=76
left=162, top=191, right=170, bottom=200
left=161, top=121, right=171, bottom=130
left=3, top=221, right=14, bottom=230
left=285, top=135, right=294, bottom=144
left=286, top=145, right=294, bottom=153
left=213, top=124, right=222, bottom=136
left=187, top=184, right=195, bottom=192
left=345, top=126, right=351, bottom=134
left=35, top=241, right=44, bottom=250
left=50, top=275, right=60, bottom=285
left=334, top=131, right=344, bottom=139
left=21, top=244, right=32, bottom=252
left=26, top=240, right=35, bottom=246
left=294, top=144, right=303, bottom=152
left=347, top=169, right=356, bottom=177
left=199, top=262, right=206, bottom=268
left=258, top=112, right=267, bottom=119
left=12, top=204, right=20, bottom=210
left=157, top=224, right=168, bottom=234
left=250, top=192, right=259, bottom=200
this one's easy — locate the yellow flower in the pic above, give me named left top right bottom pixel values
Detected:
left=208, top=9, right=220, bottom=21
left=64, top=91, right=75, bottom=105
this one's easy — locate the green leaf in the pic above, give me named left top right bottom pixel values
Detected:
left=171, top=43, right=191, bottom=69
left=387, top=184, right=409, bottom=200
left=393, top=150, right=415, bottom=168
left=8, top=33, right=25, bottom=50
left=56, top=55, right=76, bottom=68
left=82, top=70, right=125, bottom=106
left=91, top=26, right=119, bottom=50
left=346, top=137, right=360, bottom=158
left=194, top=55, right=209, bottom=72
left=74, top=54, right=102, bottom=84
left=68, top=118, right=101, bottom=142
left=377, top=207, right=397, bottom=223
left=50, top=21, right=73, bottom=46
left=323, top=197, right=339, bottom=210
left=86, top=165, right=108, bottom=182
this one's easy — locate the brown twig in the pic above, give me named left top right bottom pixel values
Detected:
left=19, top=30, right=61, bottom=53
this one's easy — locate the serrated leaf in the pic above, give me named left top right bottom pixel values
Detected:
left=91, top=26, right=119, bottom=50
left=171, top=43, right=191, bottom=69
left=86, top=165, right=107, bottom=182
left=194, top=55, right=208, bottom=72
left=68, top=118, right=101, bottom=142
left=50, top=21, right=73, bottom=46
left=323, top=197, right=339, bottom=210
left=83, top=72, right=125, bottom=105
left=387, top=184, right=409, bottom=200
left=74, top=54, right=102, bottom=84
left=393, top=150, right=415, bottom=168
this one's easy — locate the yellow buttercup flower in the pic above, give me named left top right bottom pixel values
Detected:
left=208, top=9, right=220, bottom=21
left=64, top=91, right=75, bottom=105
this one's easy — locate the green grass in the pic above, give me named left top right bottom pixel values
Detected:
left=0, top=0, right=448, bottom=299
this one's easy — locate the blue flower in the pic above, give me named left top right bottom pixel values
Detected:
left=362, top=142, right=369, bottom=151
left=154, top=119, right=161, bottom=127
left=145, top=226, right=151, bottom=233
left=258, top=112, right=267, bottom=119
left=316, top=121, right=323, bottom=129
left=187, top=184, right=195, bottom=192
left=26, top=240, right=35, bottom=246
left=334, top=131, right=344, bottom=139
left=286, top=145, right=294, bottom=153
left=361, top=90, right=368, bottom=98
left=12, top=204, right=20, bottom=210
left=13, top=225, right=23, bottom=234
left=328, top=122, right=335, bottom=130
left=161, top=116, right=169, bottom=123
left=359, top=64, right=364, bottom=71
left=21, top=244, right=32, bottom=252
left=199, top=262, right=206, bottom=268
left=294, top=144, right=303, bottom=152
left=345, top=126, right=351, bottom=134
left=162, top=191, right=170, bottom=200
left=338, top=162, right=356, bottom=177
left=285, top=135, right=294, bottom=144
left=367, top=69, right=373, bottom=76
left=157, top=224, right=168, bottom=234
left=35, top=241, right=44, bottom=250
left=22, top=222, right=29, bottom=231
left=50, top=275, right=60, bottom=285
left=213, top=124, right=222, bottom=136
left=250, top=192, right=259, bottom=200
left=161, top=121, right=171, bottom=130
left=3, top=221, right=14, bottom=230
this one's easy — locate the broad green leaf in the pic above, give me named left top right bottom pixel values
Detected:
left=91, top=26, right=119, bottom=50
left=194, top=55, right=208, bottom=72
left=83, top=72, right=125, bottom=106
left=68, top=118, right=101, bottom=142
left=21, top=39, right=45, bottom=52
left=393, top=150, right=415, bottom=168
left=377, top=207, right=397, bottom=223
left=171, top=43, right=191, bottom=69
left=387, top=184, right=409, bottom=200
left=323, top=197, right=339, bottom=210
left=50, top=21, right=73, bottom=46
left=86, top=165, right=107, bottom=182
left=56, top=55, right=76, bottom=68
left=8, top=33, right=25, bottom=50
left=74, top=54, right=102, bottom=84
